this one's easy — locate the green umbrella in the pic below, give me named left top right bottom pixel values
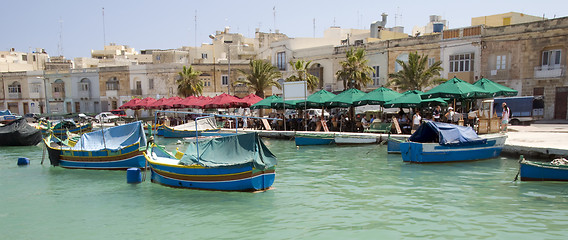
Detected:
left=422, top=77, right=492, bottom=99
left=383, top=90, right=425, bottom=108
left=353, top=87, right=403, bottom=106
left=472, top=78, right=518, bottom=97
left=296, top=89, right=337, bottom=109
left=250, top=95, right=282, bottom=109
left=420, top=97, right=449, bottom=107
left=271, top=99, right=302, bottom=109
left=325, top=88, right=367, bottom=108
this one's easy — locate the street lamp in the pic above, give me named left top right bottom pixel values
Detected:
left=36, top=76, right=50, bottom=114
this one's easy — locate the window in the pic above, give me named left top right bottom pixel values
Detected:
left=449, top=53, right=474, bottom=72
left=30, top=84, right=41, bottom=93
left=53, top=79, right=65, bottom=93
left=496, top=55, right=507, bottom=70
left=533, top=87, right=544, bottom=96
left=106, top=77, right=119, bottom=90
left=79, top=78, right=90, bottom=92
left=222, top=75, right=228, bottom=85
left=156, top=55, right=161, bottom=61
left=542, top=50, right=562, bottom=67
left=75, top=102, right=81, bottom=113
left=277, top=52, right=286, bottom=70
left=149, top=78, right=154, bottom=89
left=22, top=55, right=27, bottom=61
left=428, top=58, right=436, bottom=67
left=201, top=53, right=208, bottom=59
left=8, top=81, right=21, bottom=93
left=372, top=66, right=380, bottom=86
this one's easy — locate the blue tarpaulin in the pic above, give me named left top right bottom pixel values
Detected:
left=409, top=121, right=486, bottom=146
left=71, top=121, right=147, bottom=151
left=0, top=110, right=13, bottom=116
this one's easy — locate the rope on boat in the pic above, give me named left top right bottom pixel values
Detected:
left=513, top=155, right=524, bottom=182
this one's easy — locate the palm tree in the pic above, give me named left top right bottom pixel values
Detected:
left=335, top=48, right=374, bottom=90
left=387, top=52, right=444, bottom=91
left=176, top=65, right=203, bottom=97
left=286, top=60, right=320, bottom=92
left=235, top=59, right=282, bottom=98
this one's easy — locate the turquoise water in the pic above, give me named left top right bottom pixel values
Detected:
left=1, top=138, right=568, bottom=239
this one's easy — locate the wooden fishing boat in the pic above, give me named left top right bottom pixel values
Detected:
left=162, top=117, right=220, bottom=138
left=40, top=119, right=92, bottom=137
left=520, top=157, right=568, bottom=181
left=0, top=118, right=42, bottom=146
left=400, top=121, right=507, bottom=163
left=295, top=133, right=335, bottom=146
left=387, top=137, right=406, bottom=154
left=334, top=133, right=378, bottom=145
left=145, top=132, right=277, bottom=191
left=44, top=121, right=147, bottom=170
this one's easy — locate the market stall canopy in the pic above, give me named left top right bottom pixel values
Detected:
left=353, top=87, right=403, bottom=106
left=241, top=94, right=263, bottom=107
left=119, top=98, right=141, bottom=110
left=325, top=88, right=367, bottom=108
left=296, top=89, right=336, bottom=109
left=250, top=95, right=282, bottom=109
left=160, top=96, right=183, bottom=109
left=422, top=77, right=492, bottom=99
left=187, top=96, right=213, bottom=109
left=472, top=78, right=518, bottom=97
left=148, top=97, right=170, bottom=109
left=174, top=96, right=198, bottom=108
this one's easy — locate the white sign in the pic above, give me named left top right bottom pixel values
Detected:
left=282, top=81, right=307, bottom=100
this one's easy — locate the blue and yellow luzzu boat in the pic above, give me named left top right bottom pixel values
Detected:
left=44, top=121, right=147, bottom=170
left=145, top=132, right=277, bottom=191
left=39, top=119, right=92, bottom=138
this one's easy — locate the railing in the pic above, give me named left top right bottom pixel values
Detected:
left=534, top=65, right=565, bottom=78
left=79, top=90, right=91, bottom=99
left=8, top=93, right=22, bottom=99
left=131, top=89, right=142, bottom=96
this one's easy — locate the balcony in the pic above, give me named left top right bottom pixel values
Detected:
left=8, top=93, right=22, bottom=99
left=79, top=90, right=91, bottom=99
left=53, top=92, right=65, bottom=99
left=534, top=65, right=565, bottom=79
left=131, top=89, right=142, bottom=96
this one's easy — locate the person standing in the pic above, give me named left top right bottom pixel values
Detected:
left=444, top=107, right=455, bottom=123
left=501, top=102, right=510, bottom=132
left=412, top=108, right=422, bottom=134
left=433, top=105, right=441, bottom=122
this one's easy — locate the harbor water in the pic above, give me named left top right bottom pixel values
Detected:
left=1, top=138, right=568, bottom=239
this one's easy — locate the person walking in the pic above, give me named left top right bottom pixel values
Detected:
left=412, top=108, right=422, bottom=134
left=501, top=102, right=510, bottom=132
left=433, top=105, right=441, bottom=122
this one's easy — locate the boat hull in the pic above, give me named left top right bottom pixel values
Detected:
left=520, top=160, right=568, bottom=181
left=295, top=134, right=335, bottom=146
left=41, top=122, right=93, bottom=136
left=400, top=135, right=507, bottom=163
left=334, top=135, right=378, bottom=145
left=148, top=159, right=275, bottom=191
left=46, top=140, right=146, bottom=170
left=387, top=138, right=404, bottom=154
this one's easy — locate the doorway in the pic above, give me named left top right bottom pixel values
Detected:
left=554, top=87, right=568, bottom=119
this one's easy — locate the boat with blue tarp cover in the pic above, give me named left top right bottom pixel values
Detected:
left=162, top=117, right=220, bottom=138
left=145, top=132, right=277, bottom=191
left=400, top=120, right=507, bottom=163
left=520, top=157, right=568, bottom=181
left=44, top=121, right=147, bottom=170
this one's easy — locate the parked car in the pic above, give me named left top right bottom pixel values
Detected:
left=23, top=113, right=40, bottom=123
left=94, top=112, right=119, bottom=123
left=110, top=109, right=126, bottom=117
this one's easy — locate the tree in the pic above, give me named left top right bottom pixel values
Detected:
left=176, top=65, right=203, bottom=97
left=286, top=60, right=320, bottom=92
left=235, top=59, right=282, bottom=98
left=387, top=51, right=444, bottom=91
left=335, top=48, right=374, bottom=90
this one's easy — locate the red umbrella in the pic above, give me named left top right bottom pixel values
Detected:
left=242, top=94, right=263, bottom=107
left=204, top=93, right=248, bottom=109
left=132, top=97, right=156, bottom=110
left=119, top=98, right=141, bottom=109
left=160, top=96, right=183, bottom=109
left=188, top=96, right=213, bottom=109
left=174, top=96, right=197, bottom=108
left=148, top=98, right=169, bottom=109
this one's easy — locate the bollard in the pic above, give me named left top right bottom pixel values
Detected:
left=126, top=168, right=142, bottom=184
left=17, top=157, right=30, bottom=166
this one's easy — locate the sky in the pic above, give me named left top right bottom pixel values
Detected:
left=2, top=0, right=567, bottom=59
